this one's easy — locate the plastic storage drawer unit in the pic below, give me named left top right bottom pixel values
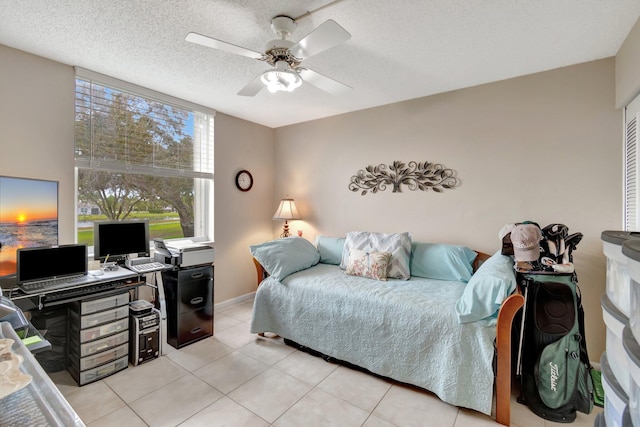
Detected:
left=76, top=331, right=128, bottom=358
left=75, top=356, right=128, bottom=385
left=602, top=353, right=631, bottom=427
left=602, top=231, right=640, bottom=317
left=624, top=326, right=640, bottom=427
left=78, top=292, right=130, bottom=315
left=603, top=293, right=631, bottom=395
left=76, top=317, right=128, bottom=343
left=68, top=291, right=130, bottom=385
left=76, top=305, right=129, bottom=329
left=622, top=239, right=640, bottom=345
left=77, top=343, right=128, bottom=371
left=594, top=412, right=606, bottom=427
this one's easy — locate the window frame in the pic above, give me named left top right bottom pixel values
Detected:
left=73, top=68, right=215, bottom=245
left=624, top=94, right=640, bottom=231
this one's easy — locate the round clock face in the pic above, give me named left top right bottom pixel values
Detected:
left=235, top=170, right=253, bottom=191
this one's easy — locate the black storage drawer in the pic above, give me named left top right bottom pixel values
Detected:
left=162, top=264, right=214, bottom=349
left=176, top=267, right=213, bottom=283
left=177, top=277, right=213, bottom=314
left=173, top=308, right=214, bottom=348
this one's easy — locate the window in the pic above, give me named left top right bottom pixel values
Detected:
left=625, top=95, right=640, bottom=231
left=74, top=68, right=214, bottom=248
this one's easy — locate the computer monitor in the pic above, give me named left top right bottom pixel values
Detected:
left=93, top=220, right=150, bottom=263
left=17, top=244, right=87, bottom=283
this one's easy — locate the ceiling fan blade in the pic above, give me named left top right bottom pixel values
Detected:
left=298, top=68, right=351, bottom=95
left=185, top=32, right=264, bottom=60
left=237, top=75, right=265, bottom=97
left=289, top=20, right=350, bottom=59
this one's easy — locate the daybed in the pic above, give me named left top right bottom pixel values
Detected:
left=249, top=234, right=523, bottom=426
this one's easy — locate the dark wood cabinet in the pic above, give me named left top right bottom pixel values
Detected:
left=162, top=265, right=213, bottom=348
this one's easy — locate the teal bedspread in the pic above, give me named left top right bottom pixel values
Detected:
left=250, top=263, right=496, bottom=415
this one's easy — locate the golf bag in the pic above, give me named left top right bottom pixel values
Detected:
left=517, top=272, right=594, bottom=422
left=539, top=224, right=583, bottom=266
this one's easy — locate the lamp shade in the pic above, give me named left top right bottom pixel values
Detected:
left=272, top=198, right=301, bottom=220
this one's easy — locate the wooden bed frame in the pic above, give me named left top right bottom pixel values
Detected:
left=253, top=251, right=524, bottom=426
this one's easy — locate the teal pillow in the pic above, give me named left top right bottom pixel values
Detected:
left=409, top=242, right=477, bottom=282
left=315, top=236, right=345, bottom=265
left=249, top=237, right=320, bottom=281
left=455, top=251, right=516, bottom=325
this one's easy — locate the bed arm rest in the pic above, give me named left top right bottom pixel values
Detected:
left=495, top=290, right=525, bottom=426
left=472, top=251, right=492, bottom=273
left=253, top=257, right=269, bottom=287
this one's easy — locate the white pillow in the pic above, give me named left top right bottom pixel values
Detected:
left=345, top=249, right=391, bottom=281
left=340, top=231, right=412, bottom=280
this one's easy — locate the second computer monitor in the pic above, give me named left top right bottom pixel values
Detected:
left=93, top=219, right=150, bottom=263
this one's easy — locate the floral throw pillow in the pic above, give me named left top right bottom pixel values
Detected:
left=345, top=249, right=392, bottom=281
left=340, top=231, right=412, bottom=280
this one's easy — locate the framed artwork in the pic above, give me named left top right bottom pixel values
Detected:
left=0, top=176, right=59, bottom=278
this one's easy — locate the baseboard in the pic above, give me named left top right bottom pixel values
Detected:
left=214, top=292, right=255, bottom=310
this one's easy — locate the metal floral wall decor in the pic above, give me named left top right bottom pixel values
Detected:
left=348, top=160, right=459, bottom=195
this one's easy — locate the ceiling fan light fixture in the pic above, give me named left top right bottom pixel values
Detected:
left=260, top=68, right=302, bottom=93
left=187, top=14, right=351, bottom=97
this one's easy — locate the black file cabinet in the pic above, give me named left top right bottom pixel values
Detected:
left=162, top=265, right=214, bottom=349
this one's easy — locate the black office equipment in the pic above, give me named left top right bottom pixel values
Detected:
left=129, top=300, right=160, bottom=365
left=93, top=220, right=150, bottom=264
left=16, top=245, right=96, bottom=294
left=162, top=265, right=213, bottom=348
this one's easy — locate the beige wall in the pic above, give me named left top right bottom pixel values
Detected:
left=616, top=17, right=640, bottom=107
left=0, top=44, right=76, bottom=245
left=0, top=42, right=624, bottom=359
left=275, top=58, right=621, bottom=358
left=0, top=44, right=276, bottom=303
left=213, top=113, right=275, bottom=303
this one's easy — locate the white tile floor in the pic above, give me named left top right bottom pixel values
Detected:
left=48, top=298, right=603, bottom=427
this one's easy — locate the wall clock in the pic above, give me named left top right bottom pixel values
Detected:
left=235, top=170, right=253, bottom=192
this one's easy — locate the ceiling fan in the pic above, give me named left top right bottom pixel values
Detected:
left=185, top=15, right=352, bottom=96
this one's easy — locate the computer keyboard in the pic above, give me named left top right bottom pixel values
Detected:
left=43, top=279, right=138, bottom=303
left=126, top=261, right=166, bottom=273
left=18, top=274, right=98, bottom=294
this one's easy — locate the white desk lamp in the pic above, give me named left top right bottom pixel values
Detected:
left=272, top=198, right=301, bottom=238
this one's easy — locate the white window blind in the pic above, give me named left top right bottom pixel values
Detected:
left=625, top=94, right=640, bottom=231
left=74, top=68, right=214, bottom=179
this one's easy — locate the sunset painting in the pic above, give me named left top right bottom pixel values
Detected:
left=0, top=176, right=58, bottom=277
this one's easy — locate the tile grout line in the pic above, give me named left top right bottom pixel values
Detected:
left=360, top=383, right=397, bottom=427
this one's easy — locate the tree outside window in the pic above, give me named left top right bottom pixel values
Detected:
left=74, top=74, right=213, bottom=248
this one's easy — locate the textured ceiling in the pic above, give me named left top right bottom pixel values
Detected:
left=1, top=0, right=639, bottom=128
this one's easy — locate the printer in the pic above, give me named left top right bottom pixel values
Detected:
left=153, top=237, right=214, bottom=267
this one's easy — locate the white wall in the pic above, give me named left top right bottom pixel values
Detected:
left=274, top=58, right=621, bottom=358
